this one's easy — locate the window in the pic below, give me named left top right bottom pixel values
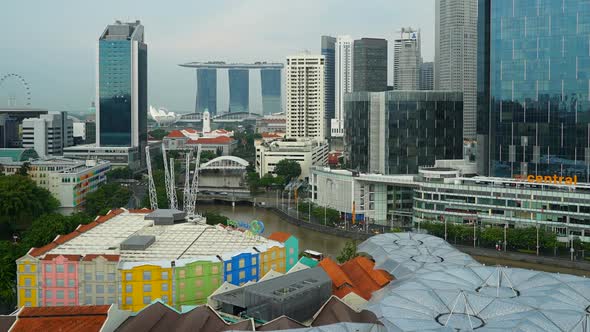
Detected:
left=107, top=273, right=115, bottom=281
left=45, top=265, right=52, bottom=272
left=108, top=285, right=115, bottom=294
left=108, top=297, right=115, bottom=304
left=179, top=270, right=186, bottom=278
left=25, top=301, right=31, bottom=307
left=56, top=264, right=64, bottom=273
left=279, top=251, right=284, bottom=258
left=125, top=273, right=132, bottom=281
left=143, top=284, right=151, bottom=292
left=126, top=284, right=132, bottom=293
left=69, top=279, right=76, bottom=287
left=161, top=283, right=168, bottom=292
left=143, top=296, right=151, bottom=304
left=68, top=264, right=75, bottom=273
left=239, top=271, right=245, bottom=279
left=24, top=265, right=31, bottom=273
left=289, top=258, right=294, bottom=265
left=195, top=279, right=203, bottom=288
left=195, top=291, right=203, bottom=298
left=194, top=266, right=203, bottom=276
left=85, top=284, right=92, bottom=294
left=95, top=272, right=104, bottom=281
left=25, top=289, right=31, bottom=298
left=24, top=278, right=31, bottom=287
left=161, top=271, right=168, bottom=280
left=96, top=297, right=104, bottom=305
left=56, top=290, right=64, bottom=299
left=126, top=297, right=133, bottom=305
left=85, top=273, right=92, bottom=281
left=143, top=271, right=151, bottom=280
left=226, top=263, right=232, bottom=271
left=252, top=268, right=257, bottom=276
left=239, top=259, right=245, bottom=268
left=45, top=278, right=52, bottom=287
left=227, top=275, right=232, bottom=283
left=289, top=248, right=294, bottom=254
left=211, top=266, right=219, bottom=274
left=56, top=279, right=64, bottom=287
left=211, top=277, right=218, bottom=285
left=45, top=290, right=52, bottom=299
left=68, top=290, right=75, bottom=299
left=252, top=257, right=257, bottom=265
left=161, top=295, right=168, bottom=303
left=96, top=285, right=104, bottom=294
left=179, top=282, right=185, bottom=289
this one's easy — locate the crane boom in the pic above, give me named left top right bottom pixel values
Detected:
left=183, top=151, right=192, bottom=212
left=169, top=157, right=177, bottom=209
left=186, top=145, right=202, bottom=215
left=145, top=147, right=158, bottom=210
left=162, top=144, right=172, bottom=206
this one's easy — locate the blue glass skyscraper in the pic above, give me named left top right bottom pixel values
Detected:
left=478, top=0, right=590, bottom=182
left=321, top=36, right=336, bottom=132
left=228, top=69, right=249, bottom=113
left=261, top=68, right=281, bottom=115
left=97, top=20, right=147, bottom=150
left=196, top=68, right=217, bottom=114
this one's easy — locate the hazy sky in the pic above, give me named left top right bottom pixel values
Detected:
left=0, top=0, right=435, bottom=113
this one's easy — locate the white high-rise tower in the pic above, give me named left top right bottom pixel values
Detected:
left=286, top=54, right=325, bottom=140
left=393, top=27, right=421, bottom=90
left=435, top=0, right=478, bottom=139
left=331, top=36, right=354, bottom=138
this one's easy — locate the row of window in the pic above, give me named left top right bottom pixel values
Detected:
left=125, top=294, right=168, bottom=305
left=43, top=264, right=76, bottom=273
left=124, top=270, right=168, bottom=281
left=124, top=283, right=168, bottom=293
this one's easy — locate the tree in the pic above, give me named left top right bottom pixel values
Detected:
left=274, top=159, right=301, bottom=183
left=337, top=240, right=358, bottom=263
left=106, top=166, right=133, bottom=181
left=0, top=175, right=60, bottom=231
left=17, top=162, right=30, bottom=176
left=204, top=211, right=229, bottom=226
left=84, top=183, right=132, bottom=216
left=200, top=151, right=217, bottom=164
left=148, top=129, right=169, bottom=140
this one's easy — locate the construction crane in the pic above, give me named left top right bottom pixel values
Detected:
left=162, top=144, right=172, bottom=205
left=145, top=146, right=158, bottom=210
left=169, top=157, right=178, bottom=209
left=183, top=151, right=192, bottom=212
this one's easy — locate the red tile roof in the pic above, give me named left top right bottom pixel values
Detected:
left=127, top=208, right=153, bottom=214
left=11, top=305, right=111, bottom=332
left=165, top=130, right=186, bottom=138
left=340, top=256, right=393, bottom=300
left=76, top=222, right=99, bottom=233
left=41, top=254, right=81, bottom=261
left=318, top=258, right=354, bottom=289
left=82, top=254, right=120, bottom=262
left=28, top=243, right=58, bottom=257
left=268, top=232, right=292, bottom=243
left=261, top=132, right=282, bottom=138
left=53, top=231, right=81, bottom=244
left=186, top=136, right=233, bottom=144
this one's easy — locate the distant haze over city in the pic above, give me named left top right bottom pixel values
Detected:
left=0, top=0, right=434, bottom=113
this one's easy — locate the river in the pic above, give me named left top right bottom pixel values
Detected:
left=198, top=203, right=348, bottom=259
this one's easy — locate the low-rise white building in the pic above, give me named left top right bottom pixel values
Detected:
left=255, top=139, right=328, bottom=180
left=2, top=158, right=111, bottom=212
left=22, top=112, right=73, bottom=158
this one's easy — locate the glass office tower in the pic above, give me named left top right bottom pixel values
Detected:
left=321, top=36, right=336, bottom=132
left=261, top=68, right=281, bottom=115
left=345, top=91, right=463, bottom=174
left=353, top=38, right=388, bottom=92
left=478, top=0, right=590, bottom=182
left=196, top=68, right=217, bottom=115
left=228, top=69, right=249, bottom=113
left=97, top=20, right=147, bottom=150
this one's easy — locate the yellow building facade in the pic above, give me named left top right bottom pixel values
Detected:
left=16, top=255, right=40, bottom=307
left=259, top=245, right=286, bottom=276
left=119, top=264, right=173, bottom=312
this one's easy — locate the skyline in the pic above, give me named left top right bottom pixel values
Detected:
left=0, top=0, right=435, bottom=113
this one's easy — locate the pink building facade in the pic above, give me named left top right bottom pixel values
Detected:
left=40, top=255, right=80, bottom=306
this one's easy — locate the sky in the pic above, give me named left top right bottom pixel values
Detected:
left=0, top=0, right=435, bottom=114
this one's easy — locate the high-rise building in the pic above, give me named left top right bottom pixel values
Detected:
left=345, top=91, right=463, bottom=174
left=435, top=0, right=478, bottom=139
left=393, top=28, right=421, bottom=90
left=97, top=20, right=147, bottom=152
left=331, top=36, right=354, bottom=137
left=286, top=55, right=325, bottom=140
left=321, top=36, right=336, bottom=135
left=419, top=62, right=434, bottom=90
left=22, top=112, right=73, bottom=158
left=477, top=0, right=590, bottom=182
left=353, top=38, right=388, bottom=92
left=180, top=62, right=284, bottom=116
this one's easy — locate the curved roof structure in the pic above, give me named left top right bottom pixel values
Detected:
left=200, top=156, right=249, bottom=170
left=149, top=106, right=181, bottom=125
left=358, top=233, right=479, bottom=279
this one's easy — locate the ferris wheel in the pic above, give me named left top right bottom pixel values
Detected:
left=0, top=73, right=31, bottom=107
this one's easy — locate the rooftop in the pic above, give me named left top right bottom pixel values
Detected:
left=179, top=62, right=284, bottom=69
left=9, top=305, right=112, bottom=332
left=36, top=209, right=278, bottom=263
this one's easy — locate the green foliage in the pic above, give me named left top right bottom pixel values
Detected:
left=106, top=166, right=133, bottom=181
left=200, top=151, right=217, bottom=164
left=246, top=172, right=261, bottom=194
left=17, top=162, right=30, bottom=176
left=337, top=240, right=358, bottom=264
left=0, top=175, right=60, bottom=230
left=274, top=159, right=301, bottom=183
left=231, top=127, right=258, bottom=163
left=148, top=129, right=169, bottom=140
left=84, top=183, right=132, bottom=217
left=204, top=211, right=229, bottom=226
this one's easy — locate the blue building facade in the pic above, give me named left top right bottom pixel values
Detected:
left=321, top=36, right=336, bottom=133
left=196, top=68, right=217, bottom=115
left=261, top=68, right=281, bottom=115
left=223, top=252, right=259, bottom=286
left=478, top=0, right=590, bottom=182
left=228, top=69, right=249, bottom=114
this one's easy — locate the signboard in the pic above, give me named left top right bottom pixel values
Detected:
left=226, top=219, right=265, bottom=237
left=410, top=32, right=417, bottom=40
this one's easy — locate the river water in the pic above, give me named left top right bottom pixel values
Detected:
left=198, top=204, right=348, bottom=259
